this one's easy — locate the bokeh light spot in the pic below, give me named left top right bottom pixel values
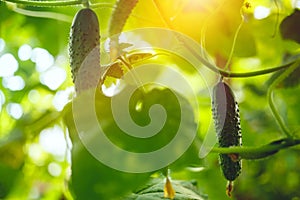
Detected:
left=0, top=38, right=5, bottom=52
left=31, top=47, right=54, bottom=72
left=48, top=162, right=62, bottom=177
left=40, top=66, right=66, bottom=90
left=28, top=89, right=41, bottom=103
left=254, top=6, right=271, bottom=20
left=0, top=90, right=5, bottom=112
left=39, top=125, right=67, bottom=158
left=3, top=75, right=25, bottom=91
left=18, top=44, right=32, bottom=61
left=53, top=87, right=74, bottom=111
left=6, top=103, right=23, bottom=119
left=0, top=53, right=19, bottom=77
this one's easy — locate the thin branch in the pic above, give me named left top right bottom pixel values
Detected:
left=90, top=2, right=114, bottom=9
left=211, top=138, right=300, bottom=159
left=267, top=60, right=300, bottom=138
left=223, top=7, right=244, bottom=71
left=152, top=0, right=298, bottom=78
left=200, top=0, right=225, bottom=60
left=191, top=50, right=296, bottom=78
left=272, top=0, right=280, bottom=38
left=13, top=7, right=73, bottom=22
left=2, top=0, right=82, bottom=7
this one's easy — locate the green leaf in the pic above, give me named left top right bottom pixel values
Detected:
left=64, top=86, right=202, bottom=199
left=125, top=178, right=208, bottom=200
left=64, top=99, right=151, bottom=199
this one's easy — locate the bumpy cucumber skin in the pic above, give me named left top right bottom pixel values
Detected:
left=109, top=0, right=139, bottom=36
left=69, top=8, right=101, bottom=93
left=108, top=0, right=139, bottom=60
left=212, top=81, right=242, bottom=181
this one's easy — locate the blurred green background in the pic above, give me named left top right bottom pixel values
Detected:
left=0, top=0, right=300, bottom=199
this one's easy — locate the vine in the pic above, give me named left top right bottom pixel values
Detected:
left=3, top=0, right=299, bottom=78
left=212, top=138, right=300, bottom=158
left=152, top=0, right=300, bottom=160
left=4, top=0, right=299, bottom=154
left=2, top=0, right=82, bottom=7
left=152, top=0, right=299, bottom=78
left=267, top=60, right=300, bottom=138
left=12, top=6, right=73, bottom=22
left=223, top=6, right=245, bottom=71
left=1, top=0, right=300, bottom=199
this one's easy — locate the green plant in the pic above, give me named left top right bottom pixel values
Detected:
left=0, top=0, right=300, bottom=199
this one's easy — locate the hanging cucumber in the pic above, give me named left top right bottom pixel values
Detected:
left=69, top=8, right=101, bottom=93
left=212, top=79, right=242, bottom=197
left=66, top=7, right=152, bottom=199
left=109, top=0, right=139, bottom=60
left=109, top=0, right=139, bottom=36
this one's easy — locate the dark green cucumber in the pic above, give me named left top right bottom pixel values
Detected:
left=69, top=8, right=101, bottom=93
left=212, top=80, right=242, bottom=182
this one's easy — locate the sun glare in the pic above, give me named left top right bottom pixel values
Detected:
left=254, top=6, right=271, bottom=20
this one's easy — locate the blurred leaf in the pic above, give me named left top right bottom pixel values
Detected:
left=267, top=61, right=300, bottom=88
left=1, top=0, right=300, bottom=199
left=280, top=9, right=300, bottom=44
left=0, top=3, right=71, bottom=55
left=125, top=178, right=207, bottom=200
left=64, top=86, right=202, bottom=199
left=0, top=163, right=22, bottom=199
left=64, top=95, right=151, bottom=199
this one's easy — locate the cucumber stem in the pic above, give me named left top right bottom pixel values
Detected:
left=211, top=138, right=300, bottom=155
left=82, top=0, right=89, bottom=8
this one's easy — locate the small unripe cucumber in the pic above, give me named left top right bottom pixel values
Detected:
left=212, top=80, right=242, bottom=183
left=109, top=0, right=139, bottom=60
left=69, top=8, right=101, bottom=93
left=109, top=0, right=139, bottom=36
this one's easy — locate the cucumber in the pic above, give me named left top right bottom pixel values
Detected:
left=212, top=80, right=242, bottom=196
left=69, top=8, right=101, bottom=93
left=109, top=0, right=139, bottom=60
left=109, top=0, right=139, bottom=36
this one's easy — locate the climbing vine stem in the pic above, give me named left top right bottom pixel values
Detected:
left=2, top=0, right=82, bottom=7
left=211, top=138, right=300, bottom=158
left=223, top=6, right=245, bottom=71
left=152, top=0, right=299, bottom=78
left=267, top=60, right=300, bottom=138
